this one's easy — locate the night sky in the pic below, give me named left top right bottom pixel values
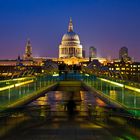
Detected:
left=0, top=0, right=140, bottom=60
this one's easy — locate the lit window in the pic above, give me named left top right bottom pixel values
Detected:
left=133, top=73, right=136, bottom=75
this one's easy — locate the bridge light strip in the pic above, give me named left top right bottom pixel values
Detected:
left=52, top=74, right=59, bottom=77
left=85, top=74, right=90, bottom=76
left=0, top=80, right=34, bottom=92
left=0, top=85, right=14, bottom=91
left=0, top=77, right=34, bottom=83
left=99, top=78, right=124, bottom=87
left=125, top=85, right=140, bottom=93
left=15, top=80, right=34, bottom=87
left=99, top=78, right=140, bottom=93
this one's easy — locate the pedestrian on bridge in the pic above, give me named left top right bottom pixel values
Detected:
left=66, top=95, right=76, bottom=119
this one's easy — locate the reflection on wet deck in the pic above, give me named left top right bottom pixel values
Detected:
left=27, top=90, right=106, bottom=113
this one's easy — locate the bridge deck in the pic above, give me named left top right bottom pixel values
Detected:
left=2, top=111, right=139, bottom=140
left=0, top=77, right=140, bottom=140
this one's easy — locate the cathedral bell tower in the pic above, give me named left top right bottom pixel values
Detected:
left=24, top=39, right=32, bottom=60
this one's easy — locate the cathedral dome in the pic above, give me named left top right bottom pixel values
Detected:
left=62, top=31, right=80, bottom=42
left=61, top=18, right=80, bottom=46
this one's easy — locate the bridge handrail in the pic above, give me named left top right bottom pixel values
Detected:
left=83, top=71, right=140, bottom=89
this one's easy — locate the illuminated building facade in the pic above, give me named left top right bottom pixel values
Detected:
left=59, top=18, right=83, bottom=58
left=107, top=61, right=140, bottom=81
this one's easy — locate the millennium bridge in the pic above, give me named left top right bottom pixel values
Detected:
left=0, top=70, right=140, bottom=140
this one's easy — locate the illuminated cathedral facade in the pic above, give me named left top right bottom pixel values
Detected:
left=59, top=18, right=83, bottom=58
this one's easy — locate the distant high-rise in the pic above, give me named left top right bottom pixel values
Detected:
left=119, top=46, right=131, bottom=62
left=89, top=46, right=97, bottom=58
left=24, top=39, right=32, bottom=60
left=82, top=49, right=86, bottom=58
left=119, top=47, right=128, bottom=60
left=16, top=55, right=23, bottom=66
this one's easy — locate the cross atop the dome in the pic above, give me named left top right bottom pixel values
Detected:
left=68, top=17, right=73, bottom=32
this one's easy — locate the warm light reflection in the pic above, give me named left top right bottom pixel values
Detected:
left=55, top=91, right=62, bottom=100
left=80, top=91, right=85, bottom=101
left=37, top=96, right=47, bottom=105
left=96, top=98, right=106, bottom=106
left=110, top=90, right=117, bottom=100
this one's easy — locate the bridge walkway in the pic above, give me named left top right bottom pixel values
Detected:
left=2, top=109, right=139, bottom=140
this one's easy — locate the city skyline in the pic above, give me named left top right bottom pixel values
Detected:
left=0, top=0, right=140, bottom=60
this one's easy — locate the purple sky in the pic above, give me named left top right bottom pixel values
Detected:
left=0, top=0, right=140, bottom=61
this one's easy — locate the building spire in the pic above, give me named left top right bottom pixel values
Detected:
left=27, top=38, right=31, bottom=45
left=68, top=17, right=73, bottom=32
left=24, top=38, right=32, bottom=60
